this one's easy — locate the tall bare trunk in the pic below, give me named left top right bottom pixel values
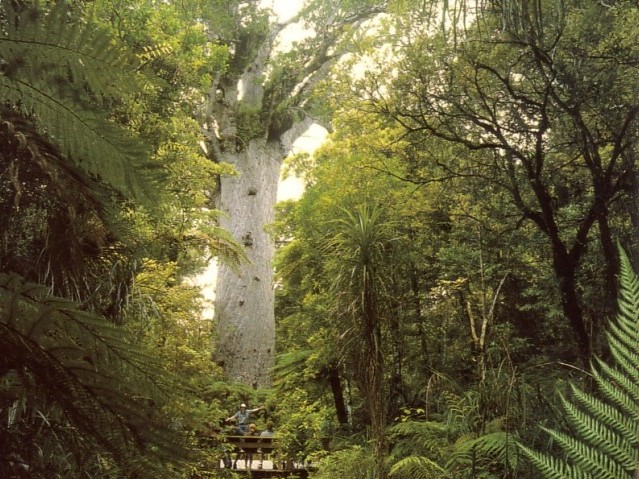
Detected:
left=213, top=138, right=281, bottom=387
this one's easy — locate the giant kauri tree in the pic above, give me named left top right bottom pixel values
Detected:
left=201, top=0, right=390, bottom=387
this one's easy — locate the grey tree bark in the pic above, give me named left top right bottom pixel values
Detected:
left=201, top=1, right=389, bottom=387
left=213, top=126, right=311, bottom=387
left=214, top=140, right=279, bottom=387
left=203, top=14, right=315, bottom=385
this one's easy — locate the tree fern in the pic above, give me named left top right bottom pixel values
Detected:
left=390, top=455, right=452, bottom=479
left=389, top=419, right=452, bottom=455
left=389, top=417, right=519, bottom=479
left=272, top=349, right=313, bottom=388
left=0, top=272, right=190, bottom=477
left=0, top=1, right=159, bottom=202
left=520, top=246, right=639, bottom=479
left=448, top=430, right=519, bottom=474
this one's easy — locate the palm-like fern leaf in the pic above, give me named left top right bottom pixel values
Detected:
left=390, top=455, right=452, bottom=479
left=0, top=1, right=158, bottom=202
left=449, top=430, right=519, bottom=472
left=520, top=246, right=639, bottom=479
left=389, top=420, right=451, bottom=453
left=0, top=272, right=189, bottom=477
left=272, top=349, right=313, bottom=386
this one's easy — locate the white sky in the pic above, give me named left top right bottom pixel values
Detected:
left=261, top=0, right=305, bottom=23
left=279, top=124, right=327, bottom=200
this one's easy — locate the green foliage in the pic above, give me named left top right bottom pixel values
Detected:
left=520, top=246, right=639, bottom=479
left=312, top=445, right=376, bottom=479
left=451, top=430, right=519, bottom=476
left=267, top=387, right=332, bottom=463
left=272, top=349, right=313, bottom=388
left=389, top=408, right=520, bottom=478
left=389, top=419, right=452, bottom=463
left=0, top=107, right=111, bottom=299
left=0, top=1, right=159, bottom=203
left=227, top=8, right=270, bottom=75
left=236, top=103, right=266, bottom=145
left=274, top=4, right=639, bottom=479
left=390, top=456, right=451, bottom=479
left=351, top=0, right=639, bottom=361
left=88, top=0, right=232, bottom=92
left=0, top=3, right=244, bottom=477
left=84, top=0, right=246, bottom=274
left=0, top=272, right=189, bottom=478
left=323, top=203, right=395, bottom=477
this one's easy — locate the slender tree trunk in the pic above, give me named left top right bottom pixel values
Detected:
left=388, top=291, right=404, bottom=414
left=408, top=262, right=430, bottom=370
left=327, top=365, right=349, bottom=425
left=553, top=251, right=591, bottom=363
left=363, top=285, right=387, bottom=479
left=597, top=205, right=619, bottom=315
left=628, top=169, right=639, bottom=263
left=526, top=158, right=593, bottom=363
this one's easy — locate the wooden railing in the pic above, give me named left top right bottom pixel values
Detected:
left=196, top=435, right=314, bottom=478
left=225, top=435, right=277, bottom=454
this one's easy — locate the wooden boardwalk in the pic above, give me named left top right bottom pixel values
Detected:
left=196, top=435, right=316, bottom=478
left=217, top=460, right=315, bottom=478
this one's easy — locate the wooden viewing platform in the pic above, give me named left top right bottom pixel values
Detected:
left=196, top=435, right=316, bottom=478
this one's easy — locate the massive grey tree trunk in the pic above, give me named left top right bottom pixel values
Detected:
left=205, top=16, right=313, bottom=385
left=214, top=140, right=279, bottom=387
left=214, top=127, right=309, bottom=387
left=201, top=1, right=388, bottom=387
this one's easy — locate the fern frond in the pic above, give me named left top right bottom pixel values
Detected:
left=390, top=420, right=450, bottom=435
left=519, top=444, right=598, bottom=479
left=197, top=223, right=249, bottom=269
left=449, top=431, right=519, bottom=471
left=519, top=245, right=639, bottom=479
left=389, top=420, right=450, bottom=453
left=606, top=259, right=639, bottom=386
left=617, top=249, right=639, bottom=308
left=272, top=349, right=313, bottom=386
left=138, top=43, right=174, bottom=62
left=1, top=2, right=140, bottom=99
left=594, top=358, right=639, bottom=405
left=605, top=326, right=639, bottom=383
left=389, top=456, right=452, bottom=479
left=590, top=366, right=638, bottom=421
left=541, top=428, right=626, bottom=479
left=559, top=393, right=635, bottom=469
left=569, top=386, right=637, bottom=444
left=0, top=272, right=190, bottom=477
left=0, top=1, right=160, bottom=203
left=2, top=81, right=154, bottom=196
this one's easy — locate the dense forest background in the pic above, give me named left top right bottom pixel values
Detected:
left=1, top=0, right=638, bottom=478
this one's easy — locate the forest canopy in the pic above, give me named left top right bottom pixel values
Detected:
left=0, top=0, right=637, bottom=478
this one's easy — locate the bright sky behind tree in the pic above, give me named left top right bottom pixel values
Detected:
left=259, top=0, right=326, bottom=201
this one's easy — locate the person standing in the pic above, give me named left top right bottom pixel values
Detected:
left=226, top=403, right=264, bottom=435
